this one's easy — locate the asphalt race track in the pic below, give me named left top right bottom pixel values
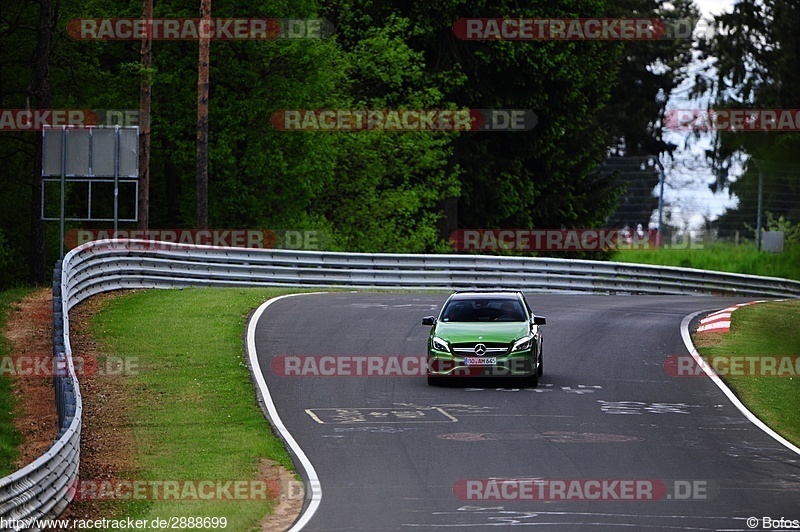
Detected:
left=251, top=292, right=800, bottom=531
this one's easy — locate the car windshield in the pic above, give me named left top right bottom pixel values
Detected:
left=441, top=298, right=526, bottom=322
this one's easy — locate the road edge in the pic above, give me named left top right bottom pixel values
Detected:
left=680, top=308, right=800, bottom=457
left=246, top=292, right=325, bottom=531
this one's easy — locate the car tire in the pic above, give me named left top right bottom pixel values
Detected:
left=537, top=353, right=544, bottom=377
left=526, top=369, right=539, bottom=388
left=427, top=375, right=443, bottom=386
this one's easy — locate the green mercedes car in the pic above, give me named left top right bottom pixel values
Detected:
left=422, top=291, right=546, bottom=387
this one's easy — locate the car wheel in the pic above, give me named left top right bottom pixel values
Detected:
left=526, top=369, right=539, bottom=388
left=537, top=352, right=544, bottom=377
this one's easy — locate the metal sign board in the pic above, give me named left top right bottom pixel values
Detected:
left=91, top=127, right=117, bottom=176
left=118, top=127, right=139, bottom=177
left=41, top=125, right=140, bottom=256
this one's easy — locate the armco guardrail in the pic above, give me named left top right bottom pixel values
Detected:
left=0, top=264, right=80, bottom=532
left=2, top=239, right=799, bottom=530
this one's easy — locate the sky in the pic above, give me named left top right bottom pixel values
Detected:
left=650, top=0, right=739, bottom=232
left=694, top=0, right=738, bottom=17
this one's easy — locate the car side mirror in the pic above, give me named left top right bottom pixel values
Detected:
left=532, top=315, right=546, bottom=326
left=422, top=316, right=435, bottom=326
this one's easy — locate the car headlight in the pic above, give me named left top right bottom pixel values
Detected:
left=431, top=336, right=450, bottom=353
left=511, top=335, right=534, bottom=352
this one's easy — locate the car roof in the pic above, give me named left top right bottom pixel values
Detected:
left=449, top=291, right=523, bottom=300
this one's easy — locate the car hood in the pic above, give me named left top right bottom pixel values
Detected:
left=434, top=321, right=530, bottom=344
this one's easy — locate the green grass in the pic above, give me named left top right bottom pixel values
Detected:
left=88, top=287, right=307, bottom=531
left=694, top=299, right=800, bottom=447
left=613, top=242, right=800, bottom=281
left=0, top=286, right=34, bottom=476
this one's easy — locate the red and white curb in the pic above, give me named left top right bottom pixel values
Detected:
left=695, top=301, right=765, bottom=333
left=682, top=310, right=800, bottom=457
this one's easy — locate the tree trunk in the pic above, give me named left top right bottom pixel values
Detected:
left=138, top=0, right=153, bottom=230
left=29, top=0, right=56, bottom=283
left=195, top=0, right=211, bottom=230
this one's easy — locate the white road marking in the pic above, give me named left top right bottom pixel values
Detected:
left=246, top=292, right=327, bottom=532
left=305, top=406, right=458, bottom=424
left=681, top=309, right=800, bottom=457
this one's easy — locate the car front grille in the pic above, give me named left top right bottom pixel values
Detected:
left=451, top=342, right=510, bottom=356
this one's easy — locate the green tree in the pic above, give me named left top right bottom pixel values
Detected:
left=326, top=0, right=627, bottom=236
left=694, top=0, right=800, bottom=236
left=313, top=15, right=461, bottom=251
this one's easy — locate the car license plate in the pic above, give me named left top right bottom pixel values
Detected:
left=464, top=357, right=497, bottom=366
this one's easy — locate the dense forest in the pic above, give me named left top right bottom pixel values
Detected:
left=0, top=0, right=796, bottom=287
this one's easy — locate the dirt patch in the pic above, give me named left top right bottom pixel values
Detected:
left=260, top=458, right=305, bottom=531
left=58, top=291, right=140, bottom=521
left=7, top=288, right=302, bottom=529
left=692, top=330, right=728, bottom=349
left=4, top=288, right=58, bottom=467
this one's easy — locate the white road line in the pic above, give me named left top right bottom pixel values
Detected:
left=246, top=292, right=326, bottom=531
left=681, top=309, right=800, bottom=457
left=305, top=409, right=325, bottom=424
